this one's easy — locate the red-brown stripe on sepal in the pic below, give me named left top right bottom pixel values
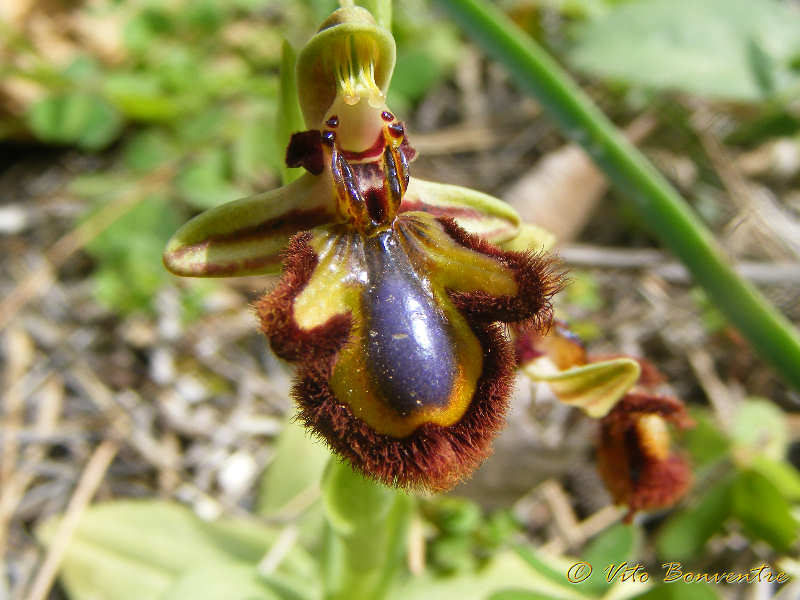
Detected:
left=291, top=321, right=515, bottom=492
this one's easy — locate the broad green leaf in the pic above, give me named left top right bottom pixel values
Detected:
left=36, top=500, right=316, bottom=600
left=428, top=535, right=477, bottom=574
left=256, top=419, right=329, bottom=550
left=523, top=357, right=640, bottom=418
left=427, top=497, right=483, bottom=536
left=749, top=456, right=800, bottom=501
left=161, top=565, right=280, bottom=600
left=731, top=469, right=799, bottom=552
left=104, top=72, right=186, bottom=121
left=568, top=0, right=800, bottom=102
left=390, top=549, right=593, bottom=600
left=401, top=178, right=521, bottom=244
left=163, top=173, right=337, bottom=277
left=630, top=583, right=718, bottom=600
left=656, top=476, right=734, bottom=561
left=62, top=55, right=102, bottom=83
left=26, top=93, right=123, bottom=150
left=680, top=409, right=730, bottom=469
left=579, top=523, right=639, bottom=593
left=257, top=419, right=330, bottom=518
left=730, top=398, right=788, bottom=460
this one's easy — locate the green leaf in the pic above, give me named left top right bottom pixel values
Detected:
left=731, top=469, right=799, bottom=552
left=656, top=476, right=734, bottom=561
left=85, top=193, right=182, bottom=313
left=428, top=497, right=483, bottom=536
left=680, top=409, right=730, bottom=469
left=36, top=500, right=316, bottom=600
left=257, top=419, right=330, bottom=518
left=749, top=456, right=800, bottom=501
left=390, top=549, right=592, bottom=600
left=176, top=148, right=246, bottom=210
left=568, top=0, right=800, bottom=102
left=161, top=565, right=280, bottom=600
left=104, top=72, right=184, bottom=121
left=513, top=546, right=583, bottom=591
left=579, top=523, right=639, bottom=593
left=390, top=27, right=459, bottom=103
left=730, top=398, right=788, bottom=460
left=123, top=130, right=178, bottom=173
left=26, top=93, right=123, bottom=150
left=631, top=582, right=719, bottom=600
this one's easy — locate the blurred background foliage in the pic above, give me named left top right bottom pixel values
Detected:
left=1, top=0, right=799, bottom=599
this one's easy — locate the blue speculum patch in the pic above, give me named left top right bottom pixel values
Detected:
left=363, top=231, right=458, bottom=415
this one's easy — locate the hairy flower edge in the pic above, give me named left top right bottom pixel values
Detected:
left=255, top=216, right=563, bottom=491
left=597, top=391, right=694, bottom=522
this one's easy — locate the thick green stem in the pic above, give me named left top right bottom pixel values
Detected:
left=435, top=0, right=800, bottom=390
left=321, top=461, right=412, bottom=600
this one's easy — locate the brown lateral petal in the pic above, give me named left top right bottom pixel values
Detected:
left=597, top=392, right=693, bottom=521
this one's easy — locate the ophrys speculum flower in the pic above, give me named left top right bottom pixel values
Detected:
left=163, top=7, right=561, bottom=491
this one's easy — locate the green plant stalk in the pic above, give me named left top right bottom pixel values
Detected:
left=435, top=0, right=800, bottom=391
left=321, top=461, right=412, bottom=600
left=277, top=40, right=305, bottom=186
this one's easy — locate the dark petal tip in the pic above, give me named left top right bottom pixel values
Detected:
left=437, top=217, right=565, bottom=329
left=255, top=232, right=352, bottom=361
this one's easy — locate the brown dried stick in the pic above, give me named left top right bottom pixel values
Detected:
left=24, top=439, right=118, bottom=600
left=504, top=113, right=656, bottom=243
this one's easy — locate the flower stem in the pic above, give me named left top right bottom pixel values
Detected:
left=434, top=0, right=800, bottom=391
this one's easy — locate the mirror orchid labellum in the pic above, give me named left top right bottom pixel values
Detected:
left=163, top=7, right=562, bottom=491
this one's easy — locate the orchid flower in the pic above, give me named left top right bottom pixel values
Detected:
left=516, top=322, right=693, bottom=519
left=163, top=7, right=561, bottom=491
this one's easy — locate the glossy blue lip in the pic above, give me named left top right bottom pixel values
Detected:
left=363, top=230, right=457, bottom=416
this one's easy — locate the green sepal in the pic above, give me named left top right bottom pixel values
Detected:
left=163, top=173, right=336, bottom=278
left=401, top=178, right=521, bottom=244
left=296, top=7, right=396, bottom=128
left=498, top=223, right=557, bottom=253
left=524, top=357, right=641, bottom=418
left=277, top=40, right=305, bottom=186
